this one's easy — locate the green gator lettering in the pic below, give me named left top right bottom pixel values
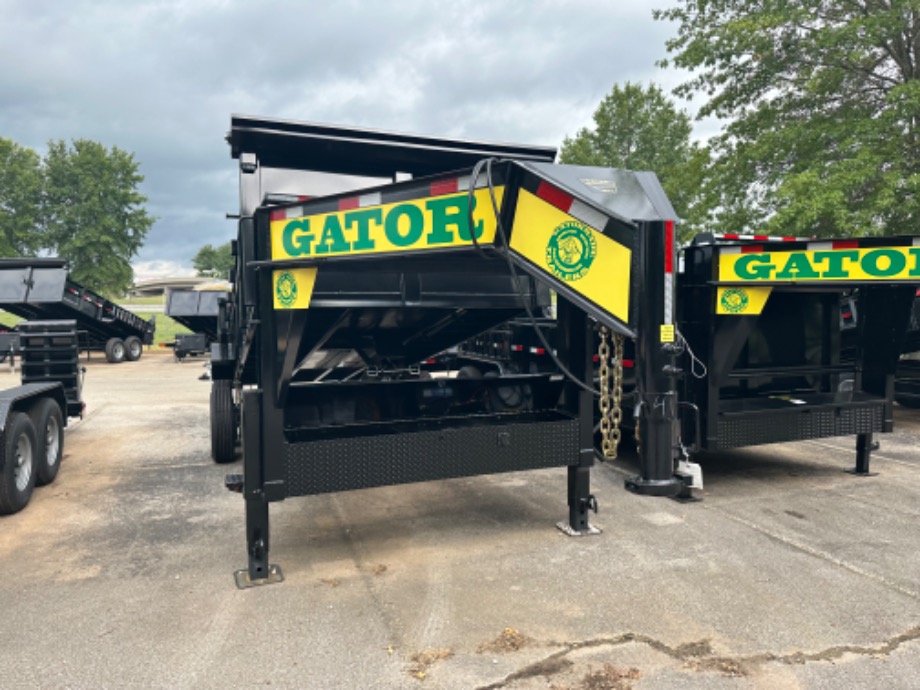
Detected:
left=861, top=248, right=906, bottom=277
left=282, top=219, right=313, bottom=256
left=734, top=254, right=774, bottom=280
left=313, top=215, right=351, bottom=255
left=775, top=252, right=821, bottom=280
left=344, top=208, right=381, bottom=251
left=384, top=204, right=425, bottom=247
left=811, top=250, right=858, bottom=278
left=425, top=196, right=467, bottom=244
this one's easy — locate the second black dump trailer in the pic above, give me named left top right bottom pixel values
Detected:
left=0, top=258, right=155, bottom=364
left=164, top=288, right=228, bottom=360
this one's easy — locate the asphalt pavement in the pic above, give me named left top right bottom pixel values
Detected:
left=0, top=352, right=918, bottom=689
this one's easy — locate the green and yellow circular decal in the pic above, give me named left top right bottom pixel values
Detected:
left=275, top=271, right=298, bottom=308
left=545, top=221, right=597, bottom=282
left=720, top=287, right=749, bottom=314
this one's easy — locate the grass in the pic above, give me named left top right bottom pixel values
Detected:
left=1, top=309, right=191, bottom=350
left=134, top=312, right=192, bottom=348
left=121, top=295, right=166, bottom=306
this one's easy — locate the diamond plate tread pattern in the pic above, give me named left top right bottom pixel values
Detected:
left=283, top=418, right=579, bottom=497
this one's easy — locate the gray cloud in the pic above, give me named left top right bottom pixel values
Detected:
left=0, top=0, right=685, bottom=276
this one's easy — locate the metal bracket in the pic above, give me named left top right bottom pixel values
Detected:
left=234, top=564, right=284, bottom=589
left=556, top=521, right=602, bottom=537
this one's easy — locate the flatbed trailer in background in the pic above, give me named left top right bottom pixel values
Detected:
left=0, top=259, right=155, bottom=364
left=214, top=115, right=920, bottom=587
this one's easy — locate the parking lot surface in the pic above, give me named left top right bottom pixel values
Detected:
left=1, top=352, right=918, bottom=689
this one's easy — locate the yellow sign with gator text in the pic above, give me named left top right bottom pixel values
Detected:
left=719, top=246, right=920, bottom=283
left=270, top=188, right=503, bottom=260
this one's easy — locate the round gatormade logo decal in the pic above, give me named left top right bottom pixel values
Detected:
left=720, top=287, right=749, bottom=314
left=545, top=221, right=597, bottom=282
left=276, top=271, right=298, bottom=307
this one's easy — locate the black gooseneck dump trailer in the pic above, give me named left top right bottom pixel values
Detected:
left=215, top=115, right=919, bottom=587
left=164, top=289, right=228, bottom=360
left=215, top=116, right=684, bottom=587
left=0, top=258, right=155, bottom=364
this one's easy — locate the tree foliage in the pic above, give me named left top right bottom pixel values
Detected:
left=192, top=242, right=234, bottom=278
left=42, top=139, right=154, bottom=296
left=0, top=137, right=44, bottom=256
left=655, top=0, right=920, bottom=238
left=559, top=82, right=711, bottom=238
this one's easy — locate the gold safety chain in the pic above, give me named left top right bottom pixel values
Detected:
left=598, top=326, right=625, bottom=459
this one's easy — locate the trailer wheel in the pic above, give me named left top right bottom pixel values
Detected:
left=210, top=379, right=236, bottom=464
left=0, top=412, right=38, bottom=515
left=124, top=336, right=143, bottom=362
left=31, top=398, right=64, bottom=486
left=105, top=338, right=126, bottom=364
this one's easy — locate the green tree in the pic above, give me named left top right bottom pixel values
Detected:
left=193, top=242, right=234, bottom=278
left=43, top=139, right=155, bottom=296
left=655, top=0, right=920, bottom=238
left=0, top=137, right=44, bottom=256
left=559, top=82, right=711, bottom=238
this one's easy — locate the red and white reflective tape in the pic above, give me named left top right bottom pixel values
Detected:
left=722, top=236, right=920, bottom=255
left=664, top=220, right=675, bottom=326
left=716, top=233, right=807, bottom=242
left=535, top=181, right=607, bottom=231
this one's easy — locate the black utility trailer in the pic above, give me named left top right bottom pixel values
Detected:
left=164, top=289, right=228, bottom=360
left=0, top=320, right=83, bottom=514
left=0, top=258, right=154, bottom=364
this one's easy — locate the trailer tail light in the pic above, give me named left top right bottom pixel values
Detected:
left=511, top=345, right=524, bottom=352
left=832, top=240, right=860, bottom=250
left=740, top=244, right=765, bottom=254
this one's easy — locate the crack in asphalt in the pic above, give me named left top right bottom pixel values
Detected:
left=476, top=626, right=920, bottom=689
left=710, top=506, right=920, bottom=600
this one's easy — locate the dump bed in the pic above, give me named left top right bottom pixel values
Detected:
left=0, top=259, right=155, bottom=348
left=165, top=289, right=227, bottom=341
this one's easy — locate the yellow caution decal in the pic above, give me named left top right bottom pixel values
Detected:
left=719, top=246, right=920, bottom=283
left=510, top=188, right=631, bottom=324
left=270, top=188, right=503, bottom=260
left=273, top=268, right=318, bottom=310
left=716, top=286, right=772, bottom=315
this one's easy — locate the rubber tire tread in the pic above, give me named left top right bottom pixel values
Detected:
left=105, top=338, right=125, bottom=364
left=32, top=398, right=64, bottom=486
left=124, top=336, right=143, bottom=362
left=0, top=412, right=38, bottom=515
left=210, top=379, right=236, bottom=464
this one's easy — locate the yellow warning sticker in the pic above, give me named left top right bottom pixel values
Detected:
left=273, top=268, right=318, bottom=309
left=660, top=324, right=675, bottom=343
left=510, top=188, right=631, bottom=324
left=716, top=286, right=772, bottom=315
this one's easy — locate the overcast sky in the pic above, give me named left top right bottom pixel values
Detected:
left=0, top=0, right=703, bottom=280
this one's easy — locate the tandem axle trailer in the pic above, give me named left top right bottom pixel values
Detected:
left=0, top=259, right=155, bottom=364
left=215, top=115, right=919, bottom=587
left=0, top=320, right=84, bottom=514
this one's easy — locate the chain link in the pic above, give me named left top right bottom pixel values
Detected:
left=598, top=326, right=625, bottom=460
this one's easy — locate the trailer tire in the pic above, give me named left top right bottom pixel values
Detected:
left=31, top=398, right=64, bottom=486
left=210, top=379, right=236, bottom=464
left=105, top=338, right=126, bottom=364
left=0, top=412, right=38, bottom=515
left=124, top=336, right=143, bottom=362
